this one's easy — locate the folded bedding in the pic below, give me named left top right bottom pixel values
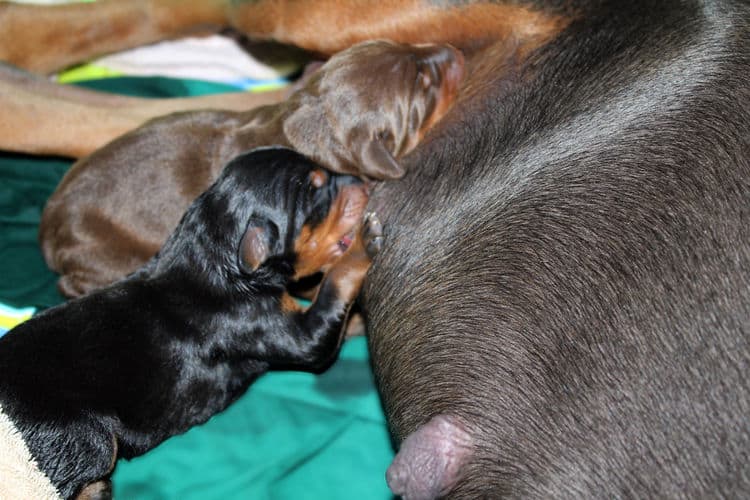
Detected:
left=0, top=76, right=394, bottom=499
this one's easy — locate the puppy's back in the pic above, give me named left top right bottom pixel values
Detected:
left=39, top=110, right=241, bottom=297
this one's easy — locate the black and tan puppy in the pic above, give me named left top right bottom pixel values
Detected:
left=0, top=147, right=382, bottom=499
left=39, top=40, right=462, bottom=298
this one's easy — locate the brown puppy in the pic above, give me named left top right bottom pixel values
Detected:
left=39, top=40, right=464, bottom=298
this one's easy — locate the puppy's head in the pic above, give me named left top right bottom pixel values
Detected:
left=154, top=147, right=367, bottom=288
left=233, top=152, right=369, bottom=281
left=284, top=40, right=465, bottom=180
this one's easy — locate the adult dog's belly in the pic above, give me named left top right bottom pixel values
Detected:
left=363, top=1, right=750, bottom=497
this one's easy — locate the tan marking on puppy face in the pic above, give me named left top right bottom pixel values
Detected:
left=293, top=183, right=369, bottom=279
left=308, top=168, right=329, bottom=188
left=319, top=211, right=383, bottom=305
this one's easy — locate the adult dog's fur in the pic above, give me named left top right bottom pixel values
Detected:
left=362, top=1, right=750, bottom=498
left=0, top=147, right=381, bottom=498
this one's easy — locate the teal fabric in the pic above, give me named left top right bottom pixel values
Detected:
left=76, top=76, right=246, bottom=98
left=0, top=76, right=394, bottom=499
left=0, top=153, right=69, bottom=309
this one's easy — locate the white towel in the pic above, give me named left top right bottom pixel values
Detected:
left=0, top=404, right=61, bottom=500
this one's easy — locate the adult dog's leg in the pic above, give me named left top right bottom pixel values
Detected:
left=0, top=64, right=285, bottom=158
left=0, top=0, right=229, bottom=74
left=230, top=0, right=569, bottom=55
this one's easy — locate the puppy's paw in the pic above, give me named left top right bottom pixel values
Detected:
left=362, top=212, right=384, bottom=258
left=322, top=212, right=385, bottom=303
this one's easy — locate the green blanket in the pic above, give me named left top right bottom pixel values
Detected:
left=0, top=77, right=394, bottom=499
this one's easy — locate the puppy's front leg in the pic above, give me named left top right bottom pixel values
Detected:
left=273, top=213, right=383, bottom=372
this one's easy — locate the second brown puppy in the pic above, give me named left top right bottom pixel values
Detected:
left=40, top=40, right=464, bottom=297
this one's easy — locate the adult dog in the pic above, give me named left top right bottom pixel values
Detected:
left=1, top=0, right=749, bottom=498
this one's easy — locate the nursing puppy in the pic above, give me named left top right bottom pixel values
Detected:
left=39, top=40, right=463, bottom=298
left=0, top=147, right=382, bottom=499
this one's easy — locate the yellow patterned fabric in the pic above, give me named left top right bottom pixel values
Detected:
left=0, top=303, right=35, bottom=336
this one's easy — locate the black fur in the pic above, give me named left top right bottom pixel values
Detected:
left=0, top=147, right=360, bottom=499
left=364, top=0, right=750, bottom=497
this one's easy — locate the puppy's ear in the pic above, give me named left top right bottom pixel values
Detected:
left=238, top=218, right=278, bottom=273
left=361, top=139, right=405, bottom=180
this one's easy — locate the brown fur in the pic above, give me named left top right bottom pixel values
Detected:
left=293, top=171, right=370, bottom=279
left=3, top=1, right=748, bottom=498
left=228, top=1, right=567, bottom=57
left=2, top=148, right=382, bottom=499
left=74, top=480, right=111, bottom=500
